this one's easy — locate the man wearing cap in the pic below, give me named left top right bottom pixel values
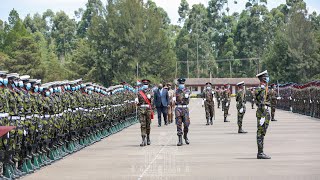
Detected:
left=202, top=82, right=215, bottom=125
left=174, top=78, right=191, bottom=146
left=136, top=79, right=154, bottom=146
left=236, top=81, right=247, bottom=133
left=255, top=70, right=271, bottom=159
left=222, top=84, right=231, bottom=122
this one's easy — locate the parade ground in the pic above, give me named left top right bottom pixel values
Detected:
left=24, top=98, right=320, bottom=180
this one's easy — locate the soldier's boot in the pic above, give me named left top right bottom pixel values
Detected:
left=238, top=127, right=247, bottom=134
left=183, top=134, right=190, bottom=145
left=210, top=117, right=213, bottom=125
left=271, top=115, right=277, bottom=121
left=4, top=163, right=15, bottom=179
left=224, top=117, right=229, bottom=122
left=206, top=118, right=209, bottom=126
left=140, top=135, right=146, bottom=147
left=257, top=152, right=271, bottom=159
left=146, top=135, right=151, bottom=145
left=177, top=135, right=183, bottom=146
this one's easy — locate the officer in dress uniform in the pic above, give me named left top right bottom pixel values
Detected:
left=135, top=79, right=154, bottom=147
left=174, top=78, right=191, bottom=146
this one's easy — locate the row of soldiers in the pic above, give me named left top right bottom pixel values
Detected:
left=0, top=71, right=137, bottom=179
left=276, top=81, right=320, bottom=119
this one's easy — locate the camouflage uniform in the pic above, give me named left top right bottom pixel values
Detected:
left=236, top=82, right=247, bottom=133
left=215, top=88, right=221, bottom=108
left=269, top=87, right=278, bottom=121
left=255, top=70, right=271, bottom=159
left=137, top=80, right=154, bottom=146
left=221, top=85, right=231, bottom=122
left=175, top=78, right=190, bottom=146
left=202, top=83, right=214, bottom=125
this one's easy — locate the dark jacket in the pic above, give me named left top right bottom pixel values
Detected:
left=154, top=88, right=169, bottom=107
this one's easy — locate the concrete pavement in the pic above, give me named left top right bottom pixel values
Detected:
left=23, top=98, right=320, bottom=180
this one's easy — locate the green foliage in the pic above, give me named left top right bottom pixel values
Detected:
left=0, top=0, right=319, bottom=85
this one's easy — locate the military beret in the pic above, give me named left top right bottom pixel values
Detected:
left=141, top=79, right=151, bottom=85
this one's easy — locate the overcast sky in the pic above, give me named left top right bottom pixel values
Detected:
left=1, top=0, right=319, bottom=25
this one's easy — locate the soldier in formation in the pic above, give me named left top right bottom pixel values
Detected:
left=236, top=81, right=247, bottom=133
left=221, top=84, right=231, bottom=122
left=202, top=82, right=215, bottom=125
left=0, top=71, right=137, bottom=179
left=255, top=70, right=272, bottom=159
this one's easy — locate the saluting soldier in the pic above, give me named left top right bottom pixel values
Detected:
left=174, top=78, right=191, bottom=146
left=255, top=70, right=271, bottom=159
left=135, top=79, right=154, bottom=147
left=202, top=82, right=215, bottom=125
left=236, top=81, right=247, bottom=133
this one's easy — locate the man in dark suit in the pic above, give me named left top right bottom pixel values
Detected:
left=154, top=83, right=169, bottom=126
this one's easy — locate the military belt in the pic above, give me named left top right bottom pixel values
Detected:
left=26, top=115, right=33, bottom=119
left=140, top=104, right=149, bottom=108
left=11, top=116, right=20, bottom=120
left=44, top=115, right=51, bottom=119
left=0, top=113, right=9, bottom=118
left=176, top=105, right=188, bottom=108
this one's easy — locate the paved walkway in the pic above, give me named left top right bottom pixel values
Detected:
left=24, top=98, right=320, bottom=180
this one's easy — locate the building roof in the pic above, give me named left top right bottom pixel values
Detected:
left=182, top=78, right=260, bottom=86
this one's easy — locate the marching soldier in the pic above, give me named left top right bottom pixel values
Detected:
left=251, top=88, right=255, bottom=109
left=221, top=84, right=231, bottom=122
left=236, top=81, right=247, bottom=133
left=215, top=87, right=221, bottom=108
left=255, top=70, right=271, bottom=159
left=202, top=82, right=215, bottom=125
left=174, top=78, right=190, bottom=146
left=135, top=79, right=154, bottom=147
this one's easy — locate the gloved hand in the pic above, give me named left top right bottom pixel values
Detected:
left=173, top=97, right=176, bottom=102
left=134, top=98, right=139, bottom=104
left=185, top=94, right=189, bottom=98
left=239, top=108, right=243, bottom=113
left=260, top=117, right=265, bottom=126
left=277, top=97, right=281, bottom=100
left=147, top=94, right=151, bottom=99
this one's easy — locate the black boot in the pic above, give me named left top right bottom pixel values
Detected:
left=271, top=118, right=277, bottom=121
left=257, top=152, right=271, bottom=159
left=140, top=135, right=146, bottom=147
left=210, top=117, right=213, bottom=125
left=238, top=127, right=247, bottom=133
left=206, top=118, right=209, bottom=125
left=177, top=135, right=183, bottom=146
left=146, top=135, right=151, bottom=145
left=183, top=134, right=190, bottom=145
left=224, top=117, right=229, bottom=122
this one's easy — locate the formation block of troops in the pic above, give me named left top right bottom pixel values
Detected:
left=276, top=81, right=320, bottom=119
left=0, top=71, right=138, bottom=179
